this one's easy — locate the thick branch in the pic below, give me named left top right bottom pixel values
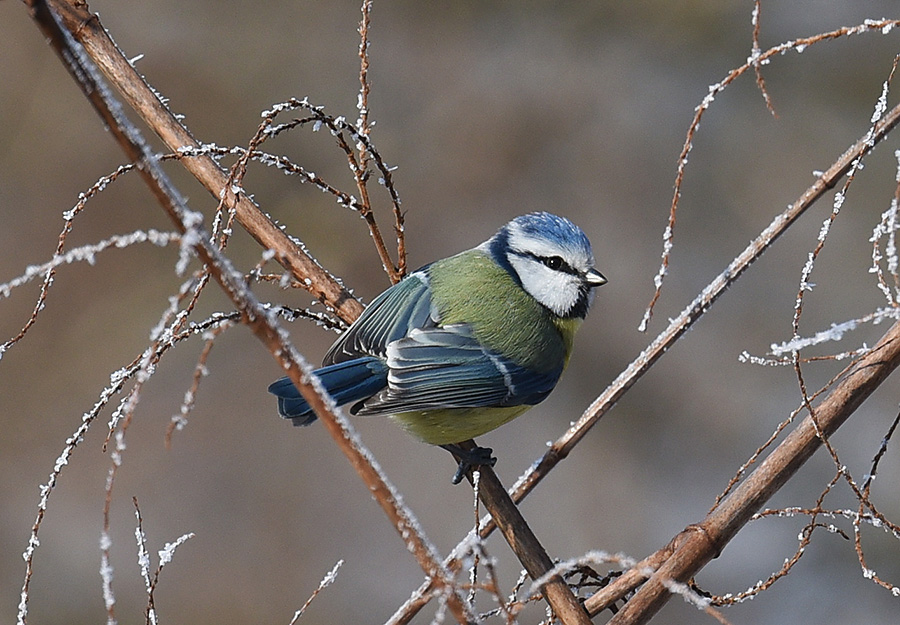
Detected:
left=48, top=0, right=364, bottom=324
left=604, top=317, right=900, bottom=624
left=456, top=442, right=592, bottom=625
left=24, top=2, right=473, bottom=623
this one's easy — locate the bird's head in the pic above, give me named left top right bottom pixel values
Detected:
left=481, top=212, right=607, bottom=319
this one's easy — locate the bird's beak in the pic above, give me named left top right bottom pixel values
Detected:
left=586, top=268, right=607, bottom=287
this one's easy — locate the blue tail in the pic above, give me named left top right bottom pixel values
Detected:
left=267, top=357, right=388, bottom=426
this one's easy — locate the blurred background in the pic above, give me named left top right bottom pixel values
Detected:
left=3, top=1, right=900, bottom=623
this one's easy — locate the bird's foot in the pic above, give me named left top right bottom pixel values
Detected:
left=440, top=444, right=497, bottom=485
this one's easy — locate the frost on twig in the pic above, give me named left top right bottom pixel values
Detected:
left=255, top=96, right=407, bottom=282
left=0, top=225, right=179, bottom=360
left=641, top=17, right=900, bottom=332
left=722, top=57, right=900, bottom=600
left=740, top=56, right=900, bottom=370
left=133, top=497, right=194, bottom=625
left=287, top=560, right=344, bottom=625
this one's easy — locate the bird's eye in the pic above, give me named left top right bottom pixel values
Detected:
left=543, top=256, right=564, bottom=270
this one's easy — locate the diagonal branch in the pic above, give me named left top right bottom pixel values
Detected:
left=603, top=316, right=900, bottom=624
left=518, top=98, right=900, bottom=506
left=455, top=441, right=592, bottom=625
left=23, top=2, right=474, bottom=624
left=390, top=93, right=900, bottom=625
left=45, top=0, right=364, bottom=325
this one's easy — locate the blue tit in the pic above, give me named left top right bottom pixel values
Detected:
left=268, top=212, right=606, bottom=482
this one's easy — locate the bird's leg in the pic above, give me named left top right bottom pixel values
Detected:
left=440, top=443, right=497, bottom=485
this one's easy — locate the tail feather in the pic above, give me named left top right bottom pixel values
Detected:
left=267, top=357, right=388, bottom=426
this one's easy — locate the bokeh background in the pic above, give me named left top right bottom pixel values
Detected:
left=3, top=1, right=900, bottom=623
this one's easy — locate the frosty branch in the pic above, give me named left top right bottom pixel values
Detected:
left=22, top=1, right=476, bottom=624
left=21, top=0, right=597, bottom=623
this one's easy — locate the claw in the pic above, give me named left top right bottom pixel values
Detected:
left=440, top=444, right=497, bottom=484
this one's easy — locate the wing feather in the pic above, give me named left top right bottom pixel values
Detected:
left=323, top=270, right=434, bottom=364
left=351, top=324, right=561, bottom=415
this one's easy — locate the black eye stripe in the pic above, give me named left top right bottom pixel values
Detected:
left=543, top=256, right=563, bottom=270
left=515, top=250, right=578, bottom=275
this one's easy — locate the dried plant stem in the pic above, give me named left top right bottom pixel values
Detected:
left=604, top=317, right=900, bottom=625
left=24, top=2, right=474, bottom=624
left=356, top=0, right=407, bottom=280
left=44, top=0, right=363, bottom=324
left=456, top=442, right=592, bottom=625
left=390, top=81, right=900, bottom=625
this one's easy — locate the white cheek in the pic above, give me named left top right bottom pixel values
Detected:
left=508, top=256, right=580, bottom=316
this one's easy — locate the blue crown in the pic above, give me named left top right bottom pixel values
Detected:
left=512, top=212, right=592, bottom=253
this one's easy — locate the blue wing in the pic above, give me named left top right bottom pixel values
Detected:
left=269, top=270, right=434, bottom=425
left=350, top=323, right=562, bottom=415
left=268, top=357, right=388, bottom=425
left=324, top=269, right=435, bottom=364
left=272, top=267, right=561, bottom=420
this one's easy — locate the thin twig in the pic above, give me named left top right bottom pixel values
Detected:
left=288, top=560, right=344, bottom=625
left=641, top=18, right=900, bottom=330
left=0, top=164, right=136, bottom=359
left=605, top=317, right=900, bottom=625
left=389, top=79, right=900, bottom=625
left=357, top=0, right=407, bottom=278
left=750, top=1, right=777, bottom=116
left=252, top=99, right=405, bottom=282
left=24, top=3, right=476, bottom=624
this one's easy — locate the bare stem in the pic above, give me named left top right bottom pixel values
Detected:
left=24, top=1, right=473, bottom=623
left=44, top=0, right=364, bottom=324
left=605, top=317, right=900, bottom=624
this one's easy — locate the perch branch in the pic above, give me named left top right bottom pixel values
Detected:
left=390, top=80, right=900, bottom=625
left=456, top=441, right=592, bottom=625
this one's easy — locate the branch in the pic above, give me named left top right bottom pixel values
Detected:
left=44, top=0, right=364, bottom=325
left=456, top=442, right=592, bottom=625
left=23, top=2, right=474, bottom=624
left=604, top=316, right=900, bottom=624
left=390, top=71, right=900, bottom=625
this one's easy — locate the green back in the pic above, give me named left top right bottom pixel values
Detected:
left=428, top=249, right=580, bottom=373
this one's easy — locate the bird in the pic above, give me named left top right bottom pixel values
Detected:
left=268, top=212, right=606, bottom=483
